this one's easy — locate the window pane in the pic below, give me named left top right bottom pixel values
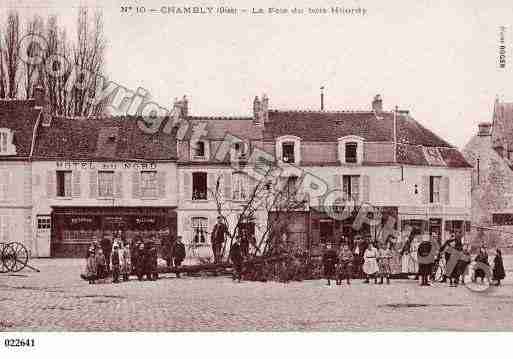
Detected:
left=98, top=171, right=114, bottom=197
left=232, top=173, right=247, bottom=200
left=282, top=142, right=295, bottom=163
left=192, top=217, right=208, bottom=244
left=345, top=142, right=357, bottom=163
left=140, top=171, right=157, bottom=197
left=192, top=172, right=207, bottom=200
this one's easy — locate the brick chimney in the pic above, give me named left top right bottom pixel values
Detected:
left=478, top=122, right=492, bottom=136
left=253, top=94, right=269, bottom=125
left=173, top=95, right=188, bottom=118
left=372, top=94, right=383, bottom=112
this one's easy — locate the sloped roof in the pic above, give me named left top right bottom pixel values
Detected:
left=180, top=116, right=262, bottom=140
left=33, top=116, right=176, bottom=160
left=0, top=99, right=41, bottom=158
left=491, top=100, right=513, bottom=150
left=264, top=110, right=452, bottom=147
left=264, top=109, right=470, bottom=168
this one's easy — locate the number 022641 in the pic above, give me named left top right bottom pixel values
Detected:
left=4, top=338, right=35, bottom=347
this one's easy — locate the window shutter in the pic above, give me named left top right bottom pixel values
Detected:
left=157, top=171, right=166, bottom=198
left=224, top=173, right=232, bottom=200
left=132, top=171, right=140, bottom=199
left=183, top=172, right=191, bottom=200
left=362, top=175, right=370, bottom=203
left=72, top=170, right=81, bottom=198
left=422, top=176, right=429, bottom=204
left=443, top=176, right=450, bottom=204
left=208, top=172, right=216, bottom=200
left=2, top=215, right=9, bottom=242
left=115, top=172, right=123, bottom=198
left=47, top=170, right=56, bottom=198
left=182, top=215, right=190, bottom=230
left=333, top=174, right=341, bottom=191
left=89, top=170, right=98, bottom=198
left=352, top=176, right=360, bottom=201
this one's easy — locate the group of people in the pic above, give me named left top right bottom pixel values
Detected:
left=81, top=231, right=187, bottom=284
left=322, top=240, right=395, bottom=286
left=320, top=231, right=507, bottom=288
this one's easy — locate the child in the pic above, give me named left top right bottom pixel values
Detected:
left=337, top=243, right=354, bottom=285
left=493, top=248, right=505, bottom=286
left=119, top=242, right=131, bottom=281
left=363, top=242, right=379, bottom=284
left=81, top=246, right=97, bottom=284
left=95, top=248, right=107, bottom=283
left=322, top=243, right=338, bottom=286
left=378, top=242, right=392, bottom=285
left=111, top=244, right=121, bottom=283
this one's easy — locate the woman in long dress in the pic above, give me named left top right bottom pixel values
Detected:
left=363, top=242, right=379, bottom=284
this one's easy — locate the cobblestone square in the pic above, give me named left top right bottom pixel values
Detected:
left=1, top=258, right=512, bottom=331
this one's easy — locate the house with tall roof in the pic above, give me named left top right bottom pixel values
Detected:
left=29, top=104, right=179, bottom=257
left=462, top=98, right=513, bottom=251
left=175, top=97, right=266, bottom=259
left=176, top=94, right=472, bottom=260
left=0, top=96, right=42, bottom=257
left=257, top=95, right=472, bottom=253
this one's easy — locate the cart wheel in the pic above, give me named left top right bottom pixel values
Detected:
left=0, top=243, right=8, bottom=273
left=3, top=242, right=29, bottom=273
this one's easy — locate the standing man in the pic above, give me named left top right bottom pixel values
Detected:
left=322, top=242, right=338, bottom=286
left=211, top=216, right=228, bottom=263
left=173, top=236, right=186, bottom=278
left=229, top=238, right=243, bottom=282
left=417, top=235, right=436, bottom=286
left=161, top=234, right=174, bottom=268
left=100, top=234, right=113, bottom=273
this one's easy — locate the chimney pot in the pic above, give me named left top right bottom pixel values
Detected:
left=372, top=94, right=383, bottom=112
left=478, top=122, right=492, bottom=137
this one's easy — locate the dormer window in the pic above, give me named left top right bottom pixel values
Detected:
left=345, top=142, right=358, bottom=163
left=338, top=135, right=363, bottom=164
left=276, top=135, right=301, bottom=164
left=0, top=129, right=16, bottom=155
left=195, top=141, right=205, bottom=157
left=282, top=142, right=295, bottom=163
left=191, top=140, right=209, bottom=160
left=231, top=141, right=249, bottom=162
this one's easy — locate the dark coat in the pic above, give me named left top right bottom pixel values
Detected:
left=211, top=222, right=228, bottom=244
left=229, top=243, right=243, bottom=265
left=417, top=240, right=434, bottom=275
left=322, top=249, right=338, bottom=270
left=100, top=237, right=112, bottom=255
left=174, top=242, right=186, bottom=262
left=493, top=254, right=506, bottom=280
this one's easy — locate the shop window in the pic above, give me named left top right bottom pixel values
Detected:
left=342, top=175, right=360, bottom=201
left=345, top=142, right=358, bottom=163
left=232, top=172, right=248, bottom=201
left=429, top=176, right=441, bottom=203
left=98, top=171, right=114, bottom=197
left=191, top=217, right=208, bottom=244
left=319, top=219, right=334, bottom=244
left=0, top=131, right=8, bottom=153
left=56, top=170, right=72, bottom=197
left=192, top=172, right=207, bottom=200
left=282, top=142, right=295, bottom=163
left=140, top=171, right=157, bottom=198
left=37, top=216, right=51, bottom=229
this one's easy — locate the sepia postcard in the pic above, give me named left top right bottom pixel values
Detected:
left=1, top=0, right=513, bottom=356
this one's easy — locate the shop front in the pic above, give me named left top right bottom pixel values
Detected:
left=51, top=206, right=177, bottom=257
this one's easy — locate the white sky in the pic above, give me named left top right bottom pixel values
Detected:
left=3, top=0, right=513, bottom=148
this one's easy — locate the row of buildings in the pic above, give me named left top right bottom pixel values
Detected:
left=0, top=88, right=509, bottom=259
